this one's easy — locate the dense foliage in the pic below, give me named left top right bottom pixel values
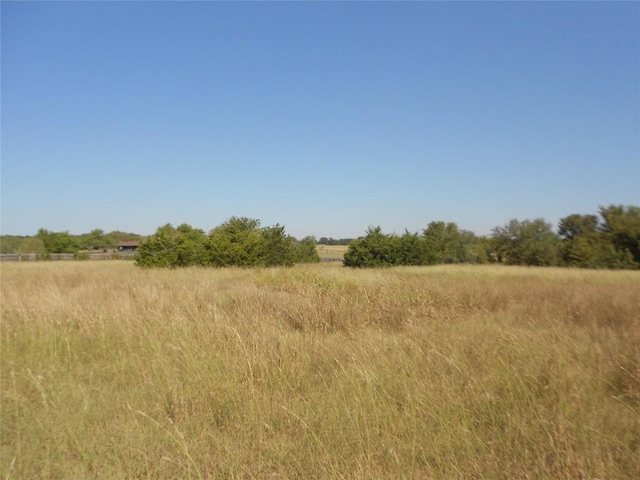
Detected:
left=344, top=205, right=639, bottom=269
left=134, top=217, right=320, bottom=268
left=3, top=205, right=638, bottom=270
left=343, top=224, right=486, bottom=268
left=0, top=229, right=142, bottom=255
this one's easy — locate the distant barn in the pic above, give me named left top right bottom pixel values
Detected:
left=118, top=241, right=140, bottom=252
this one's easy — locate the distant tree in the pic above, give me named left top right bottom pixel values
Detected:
left=343, top=226, right=398, bottom=268
left=558, top=214, right=610, bottom=268
left=77, top=229, right=107, bottom=250
left=558, top=214, right=599, bottom=241
left=344, top=224, right=489, bottom=268
left=599, top=205, right=640, bottom=267
left=422, top=221, right=465, bottom=264
left=459, top=230, right=488, bottom=263
left=261, top=224, right=295, bottom=267
left=35, top=228, right=79, bottom=254
left=293, top=236, right=321, bottom=264
left=208, top=217, right=267, bottom=267
left=135, top=224, right=179, bottom=268
left=318, top=237, right=352, bottom=246
left=136, top=217, right=306, bottom=268
left=396, top=230, right=429, bottom=266
left=491, top=219, right=560, bottom=266
left=135, top=224, right=207, bottom=268
left=17, top=237, right=47, bottom=256
left=174, top=224, right=209, bottom=266
left=0, top=236, right=25, bottom=254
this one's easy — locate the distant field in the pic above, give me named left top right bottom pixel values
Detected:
left=1, top=262, right=639, bottom=478
left=316, top=244, right=349, bottom=260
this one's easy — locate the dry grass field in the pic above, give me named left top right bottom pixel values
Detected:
left=1, top=261, right=639, bottom=479
left=316, top=245, right=349, bottom=260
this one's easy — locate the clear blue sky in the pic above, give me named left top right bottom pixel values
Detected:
left=2, top=1, right=638, bottom=239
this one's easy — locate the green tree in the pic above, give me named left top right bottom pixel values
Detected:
left=0, top=236, right=25, bottom=254
left=422, top=221, right=465, bottom=264
left=135, top=224, right=208, bottom=268
left=343, top=226, right=398, bottom=268
left=558, top=214, right=599, bottom=240
left=35, top=229, right=79, bottom=254
left=344, top=224, right=485, bottom=268
left=396, top=230, right=429, bottom=266
left=17, top=237, right=47, bottom=256
left=459, top=230, right=487, bottom=264
left=173, top=224, right=209, bottom=266
left=86, top=229, right=106, bottom=250
left=599, top=205, right=640, bottom=267
left=318, top=237, right=353, bottom=246
left=292, top=236, right=321, bottom=264
left=208, top=217, right=266, bottom=267
left=491, top=219, right=560, bottom=266
left=558, top=214, right=610, bottom=268
left=135, top=224, right=181, bottom=268
left=261, top=224, right=295, bottom=267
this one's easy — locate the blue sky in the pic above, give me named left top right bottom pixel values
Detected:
left=2, top=1, right=638, bottom=239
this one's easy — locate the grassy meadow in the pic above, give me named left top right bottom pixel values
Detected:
left=1, top=261, right=639, bottom=479
left=316, top=245, right=349, bottom=261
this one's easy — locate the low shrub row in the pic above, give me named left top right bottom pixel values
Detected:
left=135, top=217, right=319, bottom=268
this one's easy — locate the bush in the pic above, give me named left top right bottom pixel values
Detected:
left=135, top=224, right=209, bottom=268
left=343, top=227, right=399, bottom=268
left=293, top=236, right=321, bottom=264
left=344, top=224, right=494, bottom=268
left=136, top=218, right=316, bottom=268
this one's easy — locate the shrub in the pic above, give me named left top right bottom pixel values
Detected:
left=343, top=226, right=399, bottom=268
left=135, top=224, right=209, bottom=268
left=292, top=236, right=321, bottom=264
left=136, top=217, right=315, bottom=268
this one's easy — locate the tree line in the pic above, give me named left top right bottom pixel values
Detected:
left=0, top=229, right=143, bottom=256
left=2, top=205, right=638, bottom=269
left=344, top=205, right=640, bottom=269
left=135, top=217, right=319, bottom=268
left=317, top=237, right=354, bottom=246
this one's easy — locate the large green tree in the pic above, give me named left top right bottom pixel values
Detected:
left=344, top=223, right=489, bottom=268
left=0, top=236, right=25, bottom=254
left=396, top=230, right=431, bottom=266
left=292, top=236, right=321, bottom=264
left=35, top=229, right=79, bottom=254
left=136, top=217, right=313, bottom=268
left=558, top=214, right=610, bottom=268
left=78, top=229, right=108, bottom=250
left=208, top=217, right=267, bottom=267
left=260, top=224, right=296, bottom=267
left=599, top=205, right=640, bottom=267
left=459, top=230, right=488, bottom=264
left=343, top=226, right=399, bottom=268
left=491, top=219, right=560, bottom=266
left=422, top=221, right=465, bottom=264
left=135, top=224, right=208, bottom=268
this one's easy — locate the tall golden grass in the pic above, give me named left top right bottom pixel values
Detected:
left=1, top=262, right=638, bottom=478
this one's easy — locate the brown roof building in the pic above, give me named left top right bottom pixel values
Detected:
left=118, top=241, right=140, bottom=251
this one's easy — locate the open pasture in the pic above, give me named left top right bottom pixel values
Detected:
left=316, top=244, right=349, bottom=260
left=1, top=262, right=639, bottom=478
